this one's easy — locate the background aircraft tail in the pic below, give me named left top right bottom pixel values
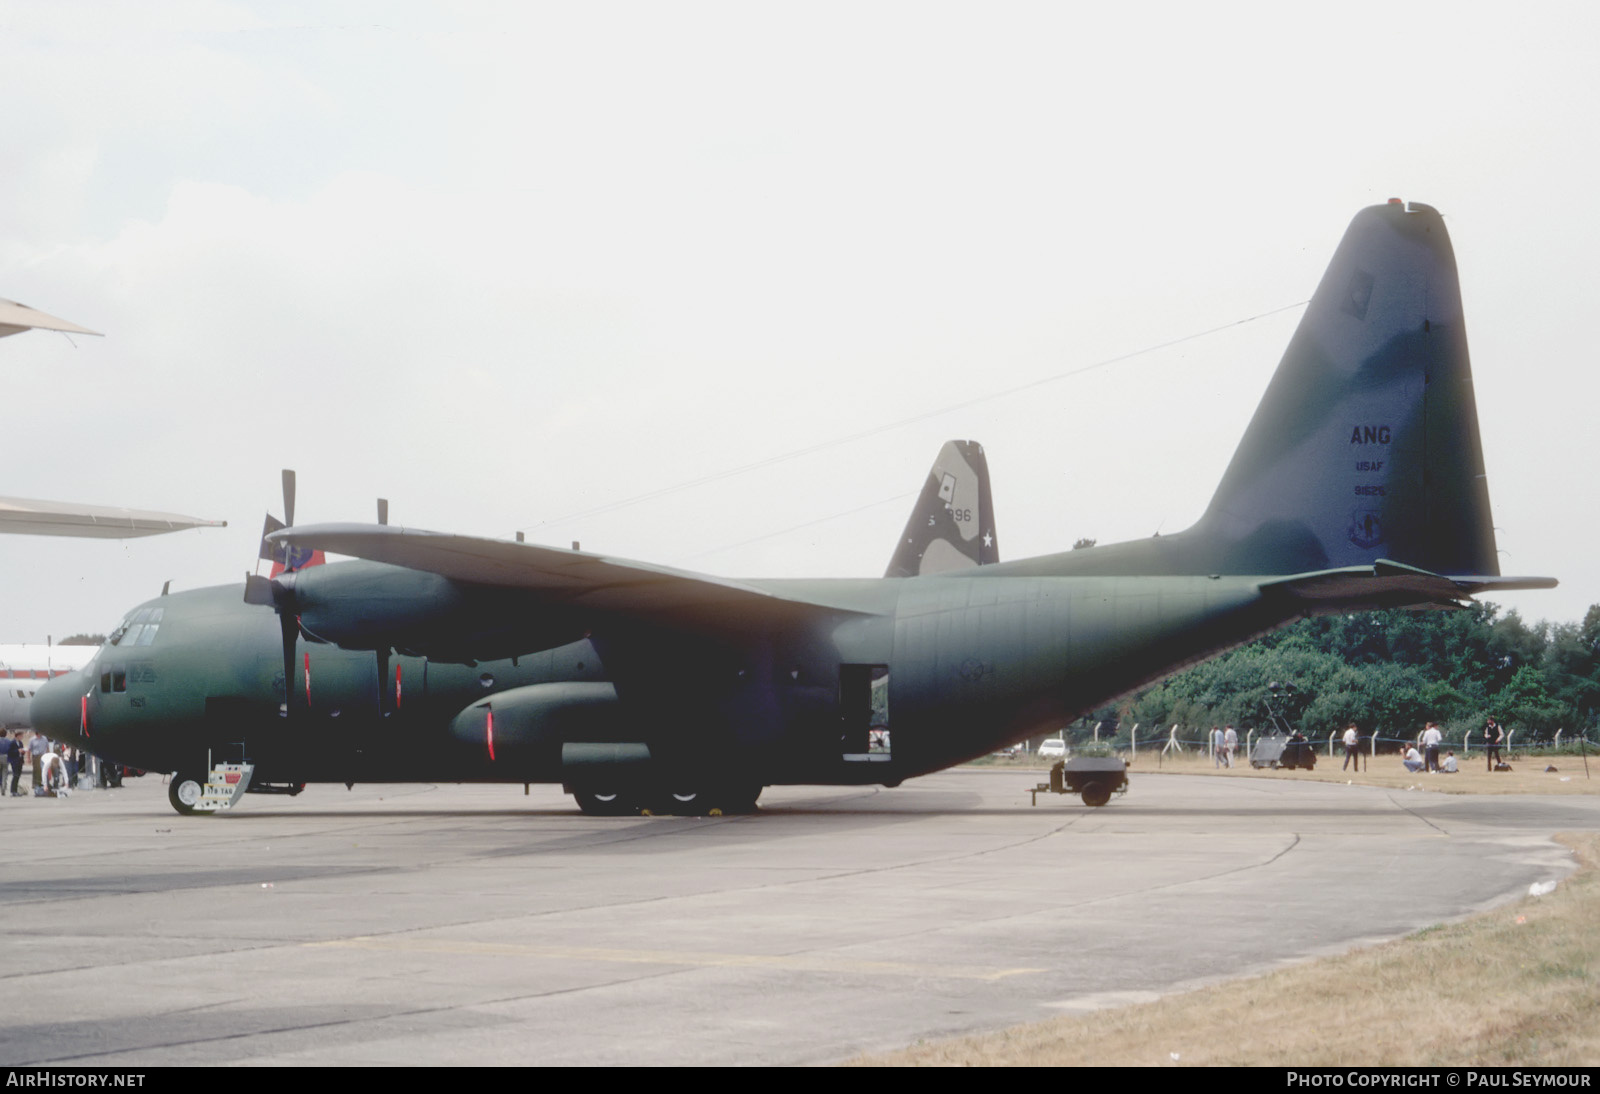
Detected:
left=885, top=440, right=999, bottom=577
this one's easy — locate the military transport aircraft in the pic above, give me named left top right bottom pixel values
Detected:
left=32, top=201, right=1554, bottom=816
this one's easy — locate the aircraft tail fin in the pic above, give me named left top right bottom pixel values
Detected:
left=885, top=440, right=999, bottom=577
left=1191, top=200, right=1504, bottom=578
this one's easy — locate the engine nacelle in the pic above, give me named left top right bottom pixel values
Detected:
left=451, top=681, right=632, bottom=778
left=285, top=561, right=584, bottom=661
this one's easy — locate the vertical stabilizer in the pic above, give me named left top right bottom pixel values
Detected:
left=886, top=440, right=999, bottom=577
left=1194, top=200, right=1499, bottom=577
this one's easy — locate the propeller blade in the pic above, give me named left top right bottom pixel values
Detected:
left=282, top=469, right=296, bottom=528
left=281, top=610, right=298, bottom=717
left=266, top=570, right=301, bottom=718
left=376, top=646, right=391, bottom=716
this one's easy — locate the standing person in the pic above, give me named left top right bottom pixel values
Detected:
left=1484, top=715, right=1504, bottom=772
left=0, top=732, right=17, bottom=796
left=1422, top=721, right=1443, bottom=773
left=1342, top=722, right=1361, bottom=771
left=1211, top=726, right=1224, bottom=768
left=1224, top=725, right=1238, bottom=768
left=28, top=732, right=47, bottom=791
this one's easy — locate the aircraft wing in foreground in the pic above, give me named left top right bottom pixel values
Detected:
left=0, top=496, right=225, bottom=539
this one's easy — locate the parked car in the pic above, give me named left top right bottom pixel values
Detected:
left=1037, top=738, right=1068, bottom=759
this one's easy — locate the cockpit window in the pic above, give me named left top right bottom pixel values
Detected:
left=109, top=606, right=162, bottom=648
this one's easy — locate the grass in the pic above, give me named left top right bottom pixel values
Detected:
left=846, top=833, right=1600, bottom=1066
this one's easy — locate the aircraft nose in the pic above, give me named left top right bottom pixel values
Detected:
left=31, top=672, right=85, bottom=742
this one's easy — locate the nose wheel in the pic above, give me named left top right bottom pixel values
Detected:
left=168, top=772, right=207, bottom=816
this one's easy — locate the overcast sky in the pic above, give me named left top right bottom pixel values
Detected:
left=2, top=1, right=1595, bottom=642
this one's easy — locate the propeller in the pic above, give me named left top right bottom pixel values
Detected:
left=243, top=564, right=303, bottom=719
left=243, top=470, right=397, bottom=721
left=274, top=572, right=300, bottom=718
left=243, top=470, right=310, bottom=717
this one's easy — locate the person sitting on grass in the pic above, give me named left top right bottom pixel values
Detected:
left=1439, top=750, right=1458, bottom=773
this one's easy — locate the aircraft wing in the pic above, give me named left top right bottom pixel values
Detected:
left=269, top=522, right=878, bottom=631
left=1262, top=560, right=1557, bottom=611
left=0, top=297, right=101, bottom=339
left=0, top=496, right=226, bottom=538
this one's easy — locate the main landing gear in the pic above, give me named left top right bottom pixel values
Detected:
left=572, top=788, right=634, bottom=816
left=571, top=782, right=763, bottom=817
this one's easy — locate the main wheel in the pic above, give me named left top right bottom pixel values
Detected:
left=655, top=782, right=764, bottom=816
left=1080, top=782, right=1113, bottom=807
left=657, top=788, right=707, bottom=816
left=168, top=772, right=206, bottom=816
left=573, top=788, right=635, bottom=816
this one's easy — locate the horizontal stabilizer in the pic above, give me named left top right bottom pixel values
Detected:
left=1263, top=559, right=1557, bottom=611
left=1438, top=574, right=1560, bottom=596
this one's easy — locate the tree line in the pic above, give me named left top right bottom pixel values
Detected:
left=1077, top=604, right=1600, bottom=748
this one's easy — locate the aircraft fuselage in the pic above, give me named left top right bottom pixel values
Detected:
left=36, top=567, right=1286, bottom=791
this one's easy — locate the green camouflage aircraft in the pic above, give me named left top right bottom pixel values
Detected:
left=33, top=201, right=1553, bottom=816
